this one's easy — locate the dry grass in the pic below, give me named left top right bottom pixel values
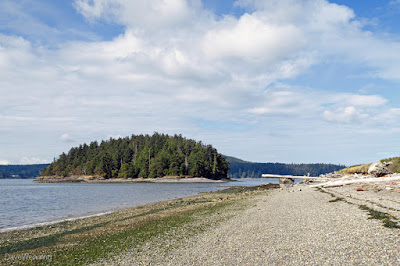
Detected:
left=339, top=164, right=371, bottom=175
left=381, top=157, right=400, bottom=173
left=339, top=156, right=400, bottom=175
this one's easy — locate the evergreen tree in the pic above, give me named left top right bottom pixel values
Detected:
left=41, top=133, right=229, bottom=179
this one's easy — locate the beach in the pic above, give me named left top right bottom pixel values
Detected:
left=94, top=184, right=400, bottom=265
left=2, top=183, right=400, bottom=265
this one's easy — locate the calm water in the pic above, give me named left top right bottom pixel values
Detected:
left=0, top=178, right=279, bottom=231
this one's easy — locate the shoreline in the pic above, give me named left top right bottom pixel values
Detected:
left=0, top=184, right=277, bottom=265
left=0, top=181, right=272, bottom=233
left=0, top=211, right=114, bottom=233
left=0, top=178, right=240, bottom=233
left=2, top=181, right=400, bottom=264
left=34, top=176, right=232, bottom=183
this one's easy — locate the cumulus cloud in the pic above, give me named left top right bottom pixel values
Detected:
left=202, top=14, right=305, bottom=62
left=2, top=0, right=400, bottom=164
left=68, top=0, right=400, bottom=85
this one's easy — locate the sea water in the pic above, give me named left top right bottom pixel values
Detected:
left=0, top=178, right=281, bottom=231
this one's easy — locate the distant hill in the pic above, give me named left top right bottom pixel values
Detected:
left=225, top=156, right=346, bottom=178
left=41, top=133, right=229, bottom=179
left=0, top=164, right=49, bottom=179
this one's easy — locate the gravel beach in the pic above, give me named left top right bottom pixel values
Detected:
left=101, top=184, right=400, bottom=265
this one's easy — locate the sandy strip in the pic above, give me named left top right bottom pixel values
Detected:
left=100, top=185, right=400, bottom=265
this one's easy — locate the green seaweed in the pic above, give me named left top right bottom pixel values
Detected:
left=329, top=197, right=344, bottom=203
left=359, top=205, right=400, bottom=229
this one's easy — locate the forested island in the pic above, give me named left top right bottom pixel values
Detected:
left=40, top=133, right=229, bottom=180
left=3, top=139, right=344, bottom=180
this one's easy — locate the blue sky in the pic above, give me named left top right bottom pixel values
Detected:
left=1, top=0, right=400, bottom=166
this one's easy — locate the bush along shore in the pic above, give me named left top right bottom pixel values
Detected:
left=0, top=184, right=278, bottom=265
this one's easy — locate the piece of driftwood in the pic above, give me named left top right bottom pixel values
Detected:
left=261, top=174, right=325, bottom=180
left=311, top=175, right=400, bottom=188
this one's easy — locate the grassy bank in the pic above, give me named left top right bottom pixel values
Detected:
left=339, top=164, right=371, bottom=175
left=0, top=185, right=276, bottom=265
left=339, top=156, right=400, bottom=175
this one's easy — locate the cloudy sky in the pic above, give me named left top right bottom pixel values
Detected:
left=1, top=0, right=400, bottom=166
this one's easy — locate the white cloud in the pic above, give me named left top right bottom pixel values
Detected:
left=0, top=34, right=33, bottom=69
left=247, top=89, right=319, bottom=116
left=60, top=134, right=75, bottom=143
left=73, top=0, right=193, bottom=29
left=324, top=94, right=388, bottom=108
left=202, top=14, right=305, bottom=62
left=323, top=106, right=367, bottom=123
left=345, top=94, right=387, bottom=108
left=234, top=0, right=355, bottom=26
left=2, top=0, right=400, bottom=164
left=374, top=108, right=400, bottom=125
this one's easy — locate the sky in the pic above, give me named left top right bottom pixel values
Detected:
left=1, top=0, right=400, bottom=166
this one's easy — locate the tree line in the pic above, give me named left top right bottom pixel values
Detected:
left=41, top=133, right=229, bottom=179
left=225, top=156, right=345, bottom=178
left=0, top=164, right=49, bottom=179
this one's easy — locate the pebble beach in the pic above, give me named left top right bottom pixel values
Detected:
left=100, top=184, right=400, bottom=265
left=2, top=182, right=400, bottom=265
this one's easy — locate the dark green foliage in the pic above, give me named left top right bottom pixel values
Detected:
left=225, top=156, right=345, bottom=178
left=0, top=164, right=49, bottom=179
left=41, top=133, right=229, bottom=179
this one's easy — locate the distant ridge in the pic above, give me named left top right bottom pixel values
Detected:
left=225, top=156, right=345, bottom=178
left=0, top=164, right=49, bottom=179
